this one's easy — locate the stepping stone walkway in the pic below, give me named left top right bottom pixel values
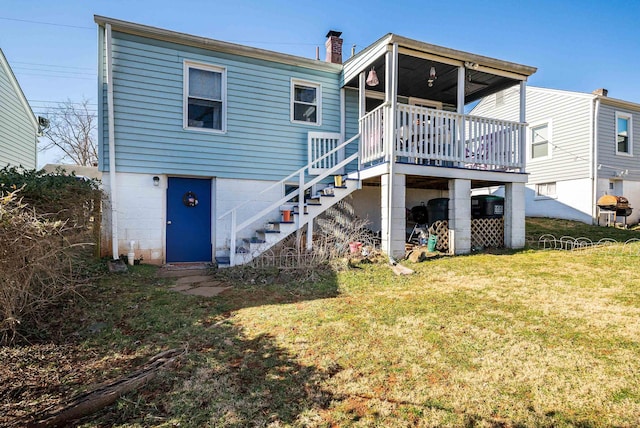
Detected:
left=157, top=264, right=232, bottom=297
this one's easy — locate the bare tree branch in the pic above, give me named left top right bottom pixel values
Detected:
left=41, top=98, right=97, bottom=167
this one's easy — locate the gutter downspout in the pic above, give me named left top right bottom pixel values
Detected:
left=591, top=96, right=600, bottom=223
left=106, top=23, right=119, bottom=260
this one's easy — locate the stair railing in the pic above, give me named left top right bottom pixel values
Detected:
left=218, top=133, right=360, bottom=265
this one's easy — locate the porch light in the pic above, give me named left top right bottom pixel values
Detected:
left=153, top=176, right=160, bottom=186
left=366, top=67, right=379, bottom=86
left=428, top=66, right=437, bottom=87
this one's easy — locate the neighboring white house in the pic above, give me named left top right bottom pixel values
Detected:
left=0, top=48, right=39, bottom=169
left=96, top=16, right=536, bottom=266
left=472, top=86, right=640, bottom=226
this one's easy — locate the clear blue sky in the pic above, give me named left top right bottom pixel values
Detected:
left=1, top=0, right=639, bottom=165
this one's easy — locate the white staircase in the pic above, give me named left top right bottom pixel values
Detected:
left=217, top=133, right=361, bottom=267
left=226, top=175, right=360, bottom=266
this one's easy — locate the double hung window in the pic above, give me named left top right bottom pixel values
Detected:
left=615, top=112, right=632, bottom=155
left=530, top=122, right=550, bottom=160
left=184, top=62, right=226, bottom=132
left=291, top=80, right=321, bottom=125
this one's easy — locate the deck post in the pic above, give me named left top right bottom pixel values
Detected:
left=519, top=81, right=527, bottom=167
left=504, top=182, right=526, bottom=249
left=381, top=173, right=406, bottom=258
left=457, top=66, right=466, bottom=165
left=457, top=66, right=465, bottom=114
left=384, top=43, right=399, bottom=260
left=358, top=72, right=366, bottom=168
left=448, top=178, right=471, bottom=254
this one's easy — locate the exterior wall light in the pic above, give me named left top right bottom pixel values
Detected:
left=153, top=176, right=160, bottom=186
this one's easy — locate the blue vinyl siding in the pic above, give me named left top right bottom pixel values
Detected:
left=100, top=31, right=342, bottom=180
left=344, top=88, right=360, bottom=173
left=0, top=51, right=37, bottom=169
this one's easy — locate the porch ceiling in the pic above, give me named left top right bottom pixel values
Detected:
left=344, top=53, right=521, bottom=106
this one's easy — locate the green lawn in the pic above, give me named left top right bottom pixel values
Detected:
left=3, top=218, right=640, bottom=427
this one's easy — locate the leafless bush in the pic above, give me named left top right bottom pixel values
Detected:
left=217, top=198, right=381, bottom=284
left=0, top=190, right=96, bottom=345
left=251, top=198, right=379, bottom=270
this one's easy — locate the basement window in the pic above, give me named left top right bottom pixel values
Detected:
left=535, top=182, right=556, bottom=198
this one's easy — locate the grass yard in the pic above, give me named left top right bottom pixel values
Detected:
left=2, top=218, right=640, bottom=427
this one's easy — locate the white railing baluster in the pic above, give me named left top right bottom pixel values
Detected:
left=393, top=104, right=524, bottom=171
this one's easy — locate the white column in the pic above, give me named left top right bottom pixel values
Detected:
left=519, top=80, right=527, bottom=123
left=381, top=173, right=406, bottom=259
left=358, top=72, right=366, bottom=126
left=383, top=43, right=400, bottom=260
left=518, top=81, right=528, bottom=169
left=504, top=182, right=526, bottom=249
left=457, top=66, right=465, bottom=114
left=448, top=178, right=471, bottom=254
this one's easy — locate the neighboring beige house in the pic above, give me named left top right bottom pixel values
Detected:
left=0, top=48, right=39, bottom=169
left=42, top=163, right=102, bottom=180
left=472, top=86, right=640, bottom=225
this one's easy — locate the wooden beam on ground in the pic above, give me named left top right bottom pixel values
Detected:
left=28, top=348, right=183, bottom=428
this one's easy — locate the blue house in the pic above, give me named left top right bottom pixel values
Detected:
left=95, top=16, right=536, bottom=266
left=0, top=48, right=39, bottom=170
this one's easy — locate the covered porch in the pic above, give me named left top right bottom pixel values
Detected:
left=341, top=34, right=536, bottom=258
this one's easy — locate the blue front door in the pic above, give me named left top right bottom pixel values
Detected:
left=166, top=177, right=212, bottom=262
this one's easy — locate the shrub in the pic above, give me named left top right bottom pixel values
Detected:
left=0, top=167, right=103, bottom=345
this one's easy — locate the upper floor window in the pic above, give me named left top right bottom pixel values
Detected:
left=184, top=61, right=226, bottom=132
left=615, top=112, right=632, bottom=155
left=530, top=122, right=551, bottom=160
left=291, top=79, right=321, bottom=125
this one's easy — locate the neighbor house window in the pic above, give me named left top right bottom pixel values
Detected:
left=536, top=182, right=556, bottom=198
left=291, top=79, right=321, bottom=125
left=184, top=61, right=226, bottom=132
left=615, top=112, right=632, bottom=155
left=530, top=122, right=551, bottom=160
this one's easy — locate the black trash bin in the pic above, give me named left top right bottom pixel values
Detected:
left=427, top=198, right=449, bottom=224
left=471, top=195, right=504, bottom=219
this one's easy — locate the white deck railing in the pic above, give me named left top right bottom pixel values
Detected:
left=359, top=103, right=526, bottom=171
left=359, top=104, right=386, bottom=165
left=308, top=132, right=344, bottom=175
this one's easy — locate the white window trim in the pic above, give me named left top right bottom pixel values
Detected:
left=183, top=60, right=227, bottom=133
left=528, top=119, right=553, bottom=162
left=615, top=111, right=633, bottom=157
left=291, top=78, right=322, bottom=126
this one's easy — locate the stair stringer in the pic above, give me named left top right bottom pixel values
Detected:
left=231, top=175, right=360, bottom=266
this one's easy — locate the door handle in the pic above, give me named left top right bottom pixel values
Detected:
left=167, top=220, right=172, bottom=225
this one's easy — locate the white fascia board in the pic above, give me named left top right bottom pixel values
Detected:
left=527, top=86, right=596, bottom=101
left=527, top=86, right=640, bottom=112
left=598, top=95, right=640, bottom=112
left=94, top=15, right=342, bottom=74
left=342, top=34, right=393, bottom=85
left=388, top=34, right=536, bottom=78
left=343, top=33, right=536, bottom=86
